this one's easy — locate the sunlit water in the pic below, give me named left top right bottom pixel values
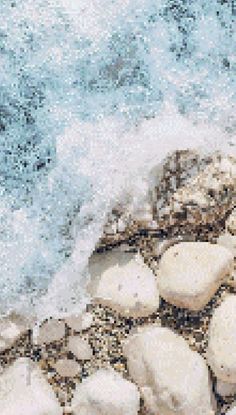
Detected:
left=0, top=0, right=235, bottom=318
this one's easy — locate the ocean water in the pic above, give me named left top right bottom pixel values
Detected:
left=0, top=0, right=235, bottom=318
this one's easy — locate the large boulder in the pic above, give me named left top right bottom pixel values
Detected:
left=207, top=295, right=236, bottom=383
left=71, top=368, right=140, bottom=415
left=87, top=250, right=160, bottom=317
left=0, top=358, right=62, bottom=415
left=123, top=325, right=214, bottom=415
left=157, top=242, right=234, bottom=310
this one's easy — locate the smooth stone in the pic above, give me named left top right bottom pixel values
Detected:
left=217, top=233, right=236, bottom=257
left=54, top=358, right=80, bottom=378
left=87, top=249, right=160, bottom=317
left=0, top=357, right=62, bottom=415
left=71, top=368, right=140, bottom=415
left=207, top=295, right=236, bottom=383
left=123, top=325, right=214, bottom=415
left=33, top=319, right=65, bottom=345
left=157, top=242, right=234, bottom=311
left=216, top=379, right=236, bottom=397
left=0, top=313, right=31, bottom=352
left=65, top=312, right=93, bottom=332
left=226, top=209, right=236, bottom=235
left=67, top=336, right=93, bottom=361
left=217, top=233, right=236, bottom=287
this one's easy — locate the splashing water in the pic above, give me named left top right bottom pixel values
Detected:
left=0, top=0, right=235, bottom=318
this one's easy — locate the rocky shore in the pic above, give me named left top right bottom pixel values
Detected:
left=0, top=150, right=236, bottom=415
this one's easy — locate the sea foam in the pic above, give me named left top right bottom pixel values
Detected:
left=0, top=0, right=235, bottom=318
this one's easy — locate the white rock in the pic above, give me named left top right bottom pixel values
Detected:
left=0, top=313, right=31, bottom=352
left=0, top=358, right=62, bottom=415
left=65, top=312, right=93, bottom=332
left=33, top=319, right=65, bottom=345
left=226, top=209, right=236, bottom=235
left=87, top=250, right=160, bottom=317
left=217, top=233, right=236, bottom=257
left=67, top=336, right=93, bottom=360
left=71, top=368, right=140, bottom=415
left=123, top=325, right=214, bottom=415
left=216, top=379, right=236, bottom=397
left=157, top=242, right=234, bottom=310
left=54, top=358, right=80, bottom=378
left=217, top=233, right=236, bottom=287
left=207, top=295, right=236, bottom=383
left=226, top=406, right=236, bottom=415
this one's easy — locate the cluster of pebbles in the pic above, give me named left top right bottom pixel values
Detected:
left=0, top=150, right=236, bottom=415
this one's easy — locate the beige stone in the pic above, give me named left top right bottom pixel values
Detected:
left=71, top=368, right=140, bottom=415
left=33, top=319, right=65, bottom=345
left=54, top=358, right=80, bottom=378
left=207, top=295, right=236, bottom=383
left=87, top=250, right=160, bottom=317
left=67, top=336, right=93, bottom=360
left=0, top=358, right=62, bottom=415
left=123, top=325, right=214, bottom=415
left=65, top=312, right=93, bottom=332
left=157, top=242, right=233, bottom=310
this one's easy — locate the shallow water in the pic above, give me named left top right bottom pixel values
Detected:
left=0, top=0, right=235, bottom=318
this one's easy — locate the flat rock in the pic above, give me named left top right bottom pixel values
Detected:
left=123, top=325, right=214, bottom=415
left=157, top=241, right=234, bottom=310
left=54, top=358, right=80, bottom=378
left=67, top=336, right=93, bottom=360
left=65, top=312, right=93, bottom=332
left=207, top=295, right=236, bottom=383
left=0, top=313, right=31, bottom=352
left=0, top=357, right=62, bottom=415
left=87, top=250, right=160, bottom=317
left=216, top=379, right=236, bottom=397
left=33, top=319, right=66, bottom=345
left=71, top=368, right=140, bottom=415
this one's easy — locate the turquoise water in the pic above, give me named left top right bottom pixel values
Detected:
left=0, top=0, right=235, bottom=317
